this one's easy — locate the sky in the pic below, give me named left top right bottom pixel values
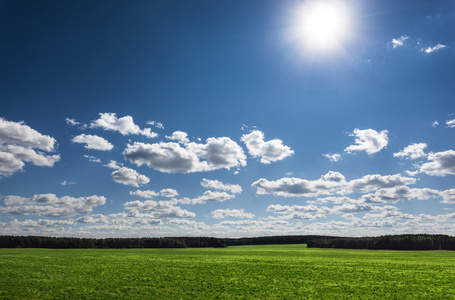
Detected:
left=1, top=0, right=454, bottom=238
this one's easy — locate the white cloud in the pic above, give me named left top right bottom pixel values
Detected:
left=130, top=189, right=160, bottom=198
left=424, top=44, right=446, bottom=53
left=124, top=137, right=246, bottom=174
left=184, top=190, right=236, bottom=205
left=347, top=174, right=417, bottom=193
left=84, top=155, right=101, bottom=163
left=446, top=119, right=455, bottom=128
left=129, top=188, right=179, bottom=199
left=72, top=134, right=114, bottom=151
left=0, top=194, right=106, bottom=218
left=60, top=180, right=76, bottom=186
left=111, top=167, right=150, bottom=187
left=90, top=113, right=157, bottom=138
left=146, top=120, right=164, bottom=130
left=241, top=130, right=294, bottom=164
left=123, top=200, right=195, bottom=219
left=0, top=118, right=60, bottom=178
left=432, top=121, right=439, bottom=127
left=159, top=188, right=179, bottom=198
left=65, top=118, right=80, bottom=126
left=441, top=189, right=455, bottom=204
left=323, top=153, right=341, bottom=162
left=394, top=143, right=427, bottom=160
left=252, top=171, right=416, bottom=198
left=211, top=209, right=254, bottom=219
left=419, top=150, right=455, bottom=176
left=166, top=131, right=189, bottom=144
left=344, top=128, right=389, bottom=155
left=252, top=171, right=346, bottom=198
left=391, top=35, right=409, bottom=48
left=361, top=186, right=440, bottom=203
left=201, top=178, right=242, bottom=194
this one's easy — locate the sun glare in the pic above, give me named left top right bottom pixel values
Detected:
left=291, top=1, right=351, bottom=54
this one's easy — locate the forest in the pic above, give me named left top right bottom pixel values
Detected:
left=306, top=234, right=455, bottom=250
left=2, top=234, right=455, bottom=250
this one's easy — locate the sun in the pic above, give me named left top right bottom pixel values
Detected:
left=290, top=1, right=351, bottom=53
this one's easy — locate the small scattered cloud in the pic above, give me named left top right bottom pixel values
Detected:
left=241, top=130, right=294, bottom=164
left=432, top=121, right=439, bottom=127
left=201, top=178, right=242, bottom=194
left=90, top=113, right=158, bottom=138
left=123, top=200, right=195, bottom=219
left=211, top=208, right=254, bottom=219
left=72, top=134, right=114, bottom=151
left=446, top=119, right=455, bottom=128
left=111, top=167, right=150, bottom=187
left=146, top=120, right=164, bottom=130
left=60, top=180, right=77, bottom=186
left=424, top=44, right=446, bottom=53
left=344, top=128, right=389, bottom=155
left=83, top=155, right=101, bottom=163
left=390, top=35, right=409, bottom=48
left=393, top=143, right=427, bottom=160
left=166, top=131, right=189, bottom=144
left=66, top=118, right=80, bottom=126
left=323, top=153, right=341, bottom=162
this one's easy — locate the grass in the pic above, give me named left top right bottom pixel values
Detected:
left=1, top=244, right=455, bottom=299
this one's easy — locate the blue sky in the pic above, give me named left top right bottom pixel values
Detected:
left=1, top=0, right=454, bottom=238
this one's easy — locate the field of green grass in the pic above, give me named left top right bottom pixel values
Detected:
left=1, top=244, right=455, bottom=299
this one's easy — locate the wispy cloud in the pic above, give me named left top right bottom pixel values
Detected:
left=424, top=44, right=446, bottom=53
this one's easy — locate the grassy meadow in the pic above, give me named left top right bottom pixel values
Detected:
left=1, top=244, right=455, bottom=299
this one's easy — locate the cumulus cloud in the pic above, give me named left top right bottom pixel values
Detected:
left=441, top=189, right=455, bottom=204
left=124, top=137, right=246, bottom=174
left=266, top=204, right=327, bottom=220
left=344, top=128, right=389, bottom=155
left=123, top=200, right=195, bottom=219
left=130, top=188, right=179, bottom=199
left=390, top=35, right=409, bottom=48
left=252, top=171, right=346, bottom=198
left=211, top=209, right=254, bottom=219
left=200, top=178, right=242, bottom=194
left=393, top=143, right=427, bottom=160
left=424, top=44, right=446, bottom=53
left=0, top=194, right=106, bottom=218
left=0, top=118, right=60, bottom=178
left=72, top=134, right=113, bottom=151
left=361, top=186, right=440, bottom=203
left=419, top=150, right=455, bottom=176
left=111, top=167, right=150, bottom=187
left=166, top=131, right=189, bottom=144
left=241, top=130, right=294, bottom=164
left=252, top=171, right=416, bottom=198
left=181, top=190, right=236, bottom=205
left=323, top=153, right=341, bottom=162
left=90, top=113, right=157, bottom=138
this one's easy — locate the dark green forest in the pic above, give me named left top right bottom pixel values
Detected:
left=307, top=234, right=455, bottom=250
left=1, top=234, right=454, bottom=250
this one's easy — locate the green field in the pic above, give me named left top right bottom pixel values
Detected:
left=1, top=244, right=455, bottom=299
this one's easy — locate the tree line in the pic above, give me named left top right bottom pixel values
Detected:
left=307, top=234, right=455, bottom=250
left=0, top=236, right=226, bottom=249
left=0, top=235, right=334, bottom=249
